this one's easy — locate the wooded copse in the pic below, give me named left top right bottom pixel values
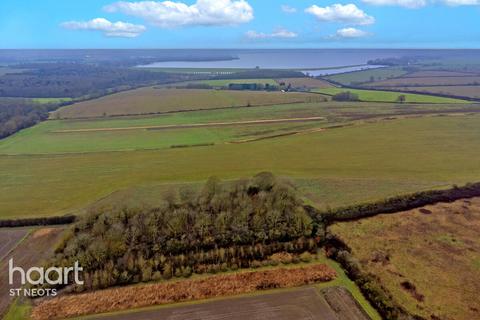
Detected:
left=47, top=173, right=325, bottom=292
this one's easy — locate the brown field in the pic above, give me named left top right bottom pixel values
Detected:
left=385, top=85, right=480, bottom=99
left=0, top=228, right=29, bottom=261
left=321, top=286, right=372, bottom=320
left=81, top=287, right=364, bottom=320
left=405, top=71, right=479, bottom=77
left=331, top=197, right=480, bottom=320
left=278, top=78, right=333, bottom=89
left=366, top=76, right=480, bottom=87
left=31, top=264, right=336, bottom=320
left=53, top=88, right=325, bottom=119
left=0, top=227, right=65, bottom=318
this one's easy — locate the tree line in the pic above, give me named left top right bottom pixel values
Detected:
left=0, top=63, right=193, bottom=98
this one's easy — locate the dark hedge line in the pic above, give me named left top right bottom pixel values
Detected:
left=322, top=182, right=480, bottom=223
left=325, top=235, right=424, bottom=320
left=0, top=215, right=76, bottom=228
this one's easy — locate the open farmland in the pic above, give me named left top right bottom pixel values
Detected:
left=52, top=88, right=325, bottom=119
left=331, top=197, right=480, bottom=320
left=366, top=76, right=480, bottom=87
left=278, top=77, right=333, bottom=88
left=0, top=228, right=29, bottom=261
left=383, top=85, right=480, bottom=99
left=77, top=287, right=370, bottom=320
left=31, top=264, right=337, bottom=320
left=402, top=70, right=479, bottom=77
left=196, top=78, right=278, bottom=86
left=324, top=67, right=407, bottom=85
left=0, top=227, right=65, bottom=318
left=1, top=115, right=480, bottom=218
left=8, top=101, right=478, bottom=155
left=312, top=87, right=469, bottom=103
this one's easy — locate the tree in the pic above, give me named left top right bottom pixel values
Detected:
left=332, top=91, right=360, bottom=102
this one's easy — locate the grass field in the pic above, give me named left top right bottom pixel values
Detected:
left=3, top=101, right=477, bottom=155
left=32, top=97, right=73, bottom=104
left=331, top=197, right=480, bottom=320
left=278, top=77, right=332, bottom=88
left=386, top=85, right=480, bottom=99
left=1, top=115, right=480, bottom=218
left=366, top=76, right=480, bottom=87
left=313, top=87, right=469, bottom=103
left=52, top=88, right=325, bottom=119
left=324, top=67, right=407, bottom=85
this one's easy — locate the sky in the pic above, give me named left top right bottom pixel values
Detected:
left=0, top=0, right=479, bottom=48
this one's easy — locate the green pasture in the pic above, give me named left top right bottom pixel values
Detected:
left=1, top=115, right=479, bottom=218
left=313, top=87, right=469, bottom=103
left=2, top=101, right=476, bottom=155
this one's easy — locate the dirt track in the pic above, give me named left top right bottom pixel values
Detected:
left=52, top=117, right=326, bottom=133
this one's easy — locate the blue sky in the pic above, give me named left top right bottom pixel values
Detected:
left=0, top=0, right=479, bottom=48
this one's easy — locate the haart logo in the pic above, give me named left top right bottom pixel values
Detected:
left=8, top=259, right=83, bottom=297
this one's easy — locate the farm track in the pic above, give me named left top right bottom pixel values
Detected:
left=52, top=117, right=326, bottom=133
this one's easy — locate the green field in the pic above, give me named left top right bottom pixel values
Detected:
left=1, top=115, right=480, bottom=218
left=3, top=101, right=475, bottom=155
left=313, top=87, right=469, bottom=103
left=324, top=67, right=407, bottom=85
left=31, top=97, right=73, bottom=104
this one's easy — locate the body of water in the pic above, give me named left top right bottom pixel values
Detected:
left=136, top=49, right=480, bottom=70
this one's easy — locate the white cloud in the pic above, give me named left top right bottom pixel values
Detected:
left=305, top=4, right=375, bottom=26
left=281, top=5, right=297, bottom=13
left=61, top=18, right=146, bottom=37
left=441, top=0, right=480, bottom=5
left=334, top=27, right=370, bottom=38
left=362, top=0, right=480, bottom=8
left=246, top=28, right=298, bottom=39
left=104, top=0, right=254, bottom=28
left=362, top=0, right=427, bottom=8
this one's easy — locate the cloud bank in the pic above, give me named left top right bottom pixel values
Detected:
left=305, top=4, right=375, bottom=26
left=246, top=28, right=298, bottom=39
left=61, top=18, right=146, bottom=37
left=104, top=0, right=254, bottom=28
left=334, top=27, right=369, bottom=38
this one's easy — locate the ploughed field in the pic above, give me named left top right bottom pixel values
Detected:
left=331, top=197, right=480, bottom=320
left=0, top=227, right=65, bottom=318
left=76, top=287, right=370, bottom=320
left=0, top=228, right=29, bottom=261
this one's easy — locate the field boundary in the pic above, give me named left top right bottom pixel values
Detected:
left=321, top=181, right=480, bottom=223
